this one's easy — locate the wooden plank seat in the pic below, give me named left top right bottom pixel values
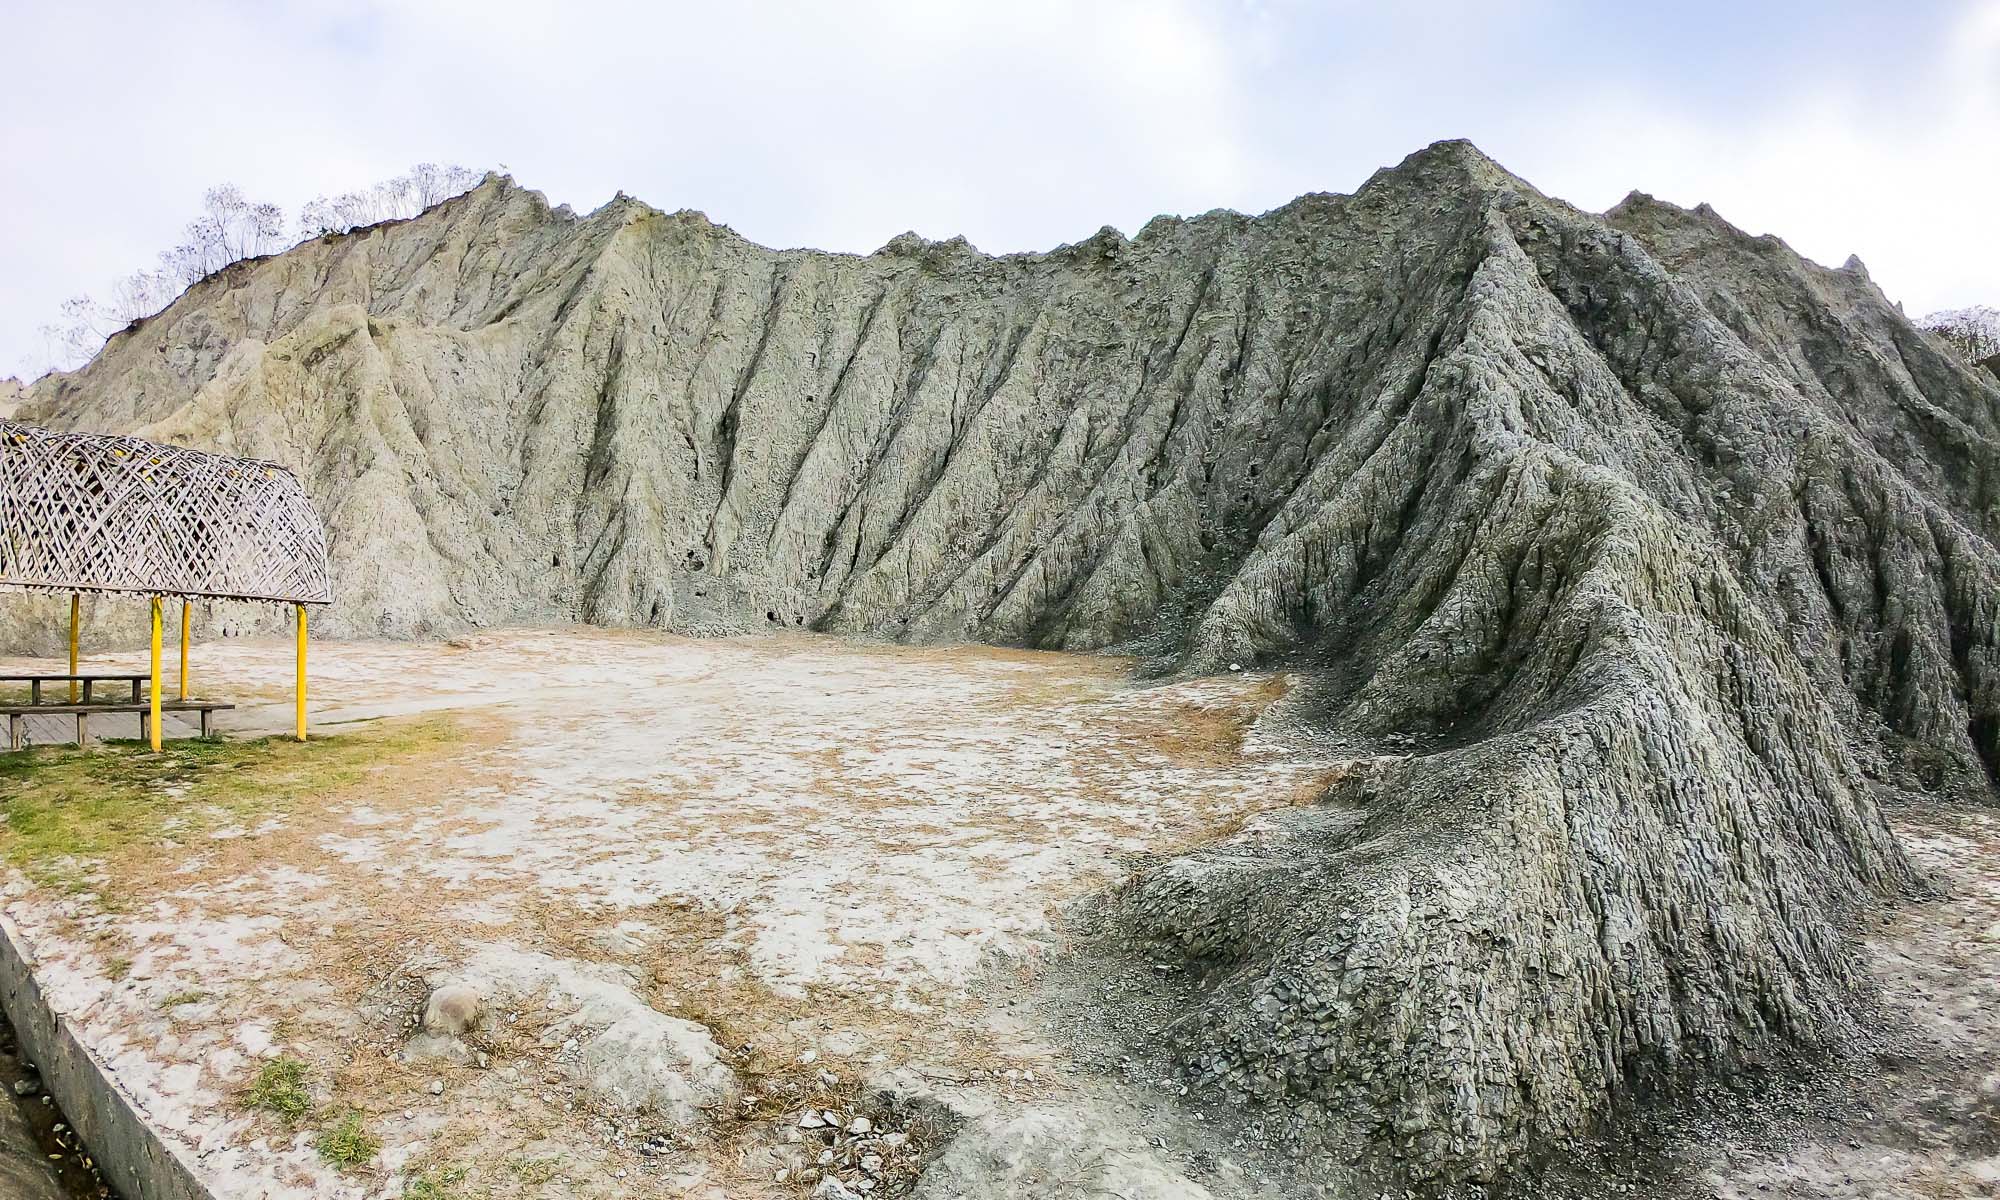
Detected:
left=1, top=700, right=235, bottom=749
left=0, top=673, right=149, bottom=704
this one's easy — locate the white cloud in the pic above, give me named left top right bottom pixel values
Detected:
left=1506, top=0, right=1999, bottom=314
left=1, top=0, right=1993, bottom=377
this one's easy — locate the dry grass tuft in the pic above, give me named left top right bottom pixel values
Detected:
left=1128, top=673, right=1292, bottom=767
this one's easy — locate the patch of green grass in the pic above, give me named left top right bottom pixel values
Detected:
left=158, top=989, right=209, bottom=1009
left=403, top=1164, right=470, bottom=1199
left=0, top=717, right=455, bottom=888
left=104, top=955, right=132, bottom=981
left=246, top=1056, right=312, bottom=1124
left=314, top=1108, right=380, bottom=1169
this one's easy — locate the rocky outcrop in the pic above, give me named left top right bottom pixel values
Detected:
left=426, top=948, right=738, bottom=1127
left=16, top=141, right=2000, bottom=1184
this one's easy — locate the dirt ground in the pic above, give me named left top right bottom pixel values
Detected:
left=0, top=628, right=1992, bottom=1199
left=0, top=627, right=1339, bottom=1199
left=1675, top=796, right=2000, bottom=1200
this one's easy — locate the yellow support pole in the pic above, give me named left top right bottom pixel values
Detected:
left=67, top=595, right=79, bottom=703
left=179, top=601, right=191, bottom=700
left=295, top=604, right=307, bottom=743
left=148, top=597, right=163, bottom=752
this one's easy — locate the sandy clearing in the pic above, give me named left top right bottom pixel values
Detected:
left=0, top=627, right=1341, bottom=1198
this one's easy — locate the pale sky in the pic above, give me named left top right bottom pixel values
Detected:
left=3, top=0, right=1996, bottom=380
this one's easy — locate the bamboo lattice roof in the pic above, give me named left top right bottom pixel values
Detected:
left=0, top=420, right=332, bottom=604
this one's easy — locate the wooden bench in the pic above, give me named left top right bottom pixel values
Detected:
left=2, top=700, right=236, bottom=750
left=0, top=673, right=149, bottom=704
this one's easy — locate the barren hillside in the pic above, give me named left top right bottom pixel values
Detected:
left=15, top=140, right=2000, bottom=1187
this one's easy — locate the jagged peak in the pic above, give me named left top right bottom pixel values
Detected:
left=873, top=232, right=985, bottom=260
left=1367, top=138, right=1534, bottom=195
left=449, top=171, right=533, bottom=211
left=1050, top=225, right=1129, bottom=262
left=240, top=140, right=1563, bottom=284
left=1610, top=191, right=1797, bottom=258
left=1607, top=189, right=1662, bottom=217
left=1398, top=137, right=1510, bottom=173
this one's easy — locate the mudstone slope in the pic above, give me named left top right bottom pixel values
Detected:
left=15, top=141, right=2000, bottom=1186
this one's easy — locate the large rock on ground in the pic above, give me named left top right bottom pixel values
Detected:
left=444, top=947, right=738, bottom=1126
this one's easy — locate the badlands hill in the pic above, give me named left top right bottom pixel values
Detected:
left=15, top=141, right=2000, bottom=1185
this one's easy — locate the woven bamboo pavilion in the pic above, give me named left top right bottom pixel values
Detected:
left=0, top=419, right=332, bottom=749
